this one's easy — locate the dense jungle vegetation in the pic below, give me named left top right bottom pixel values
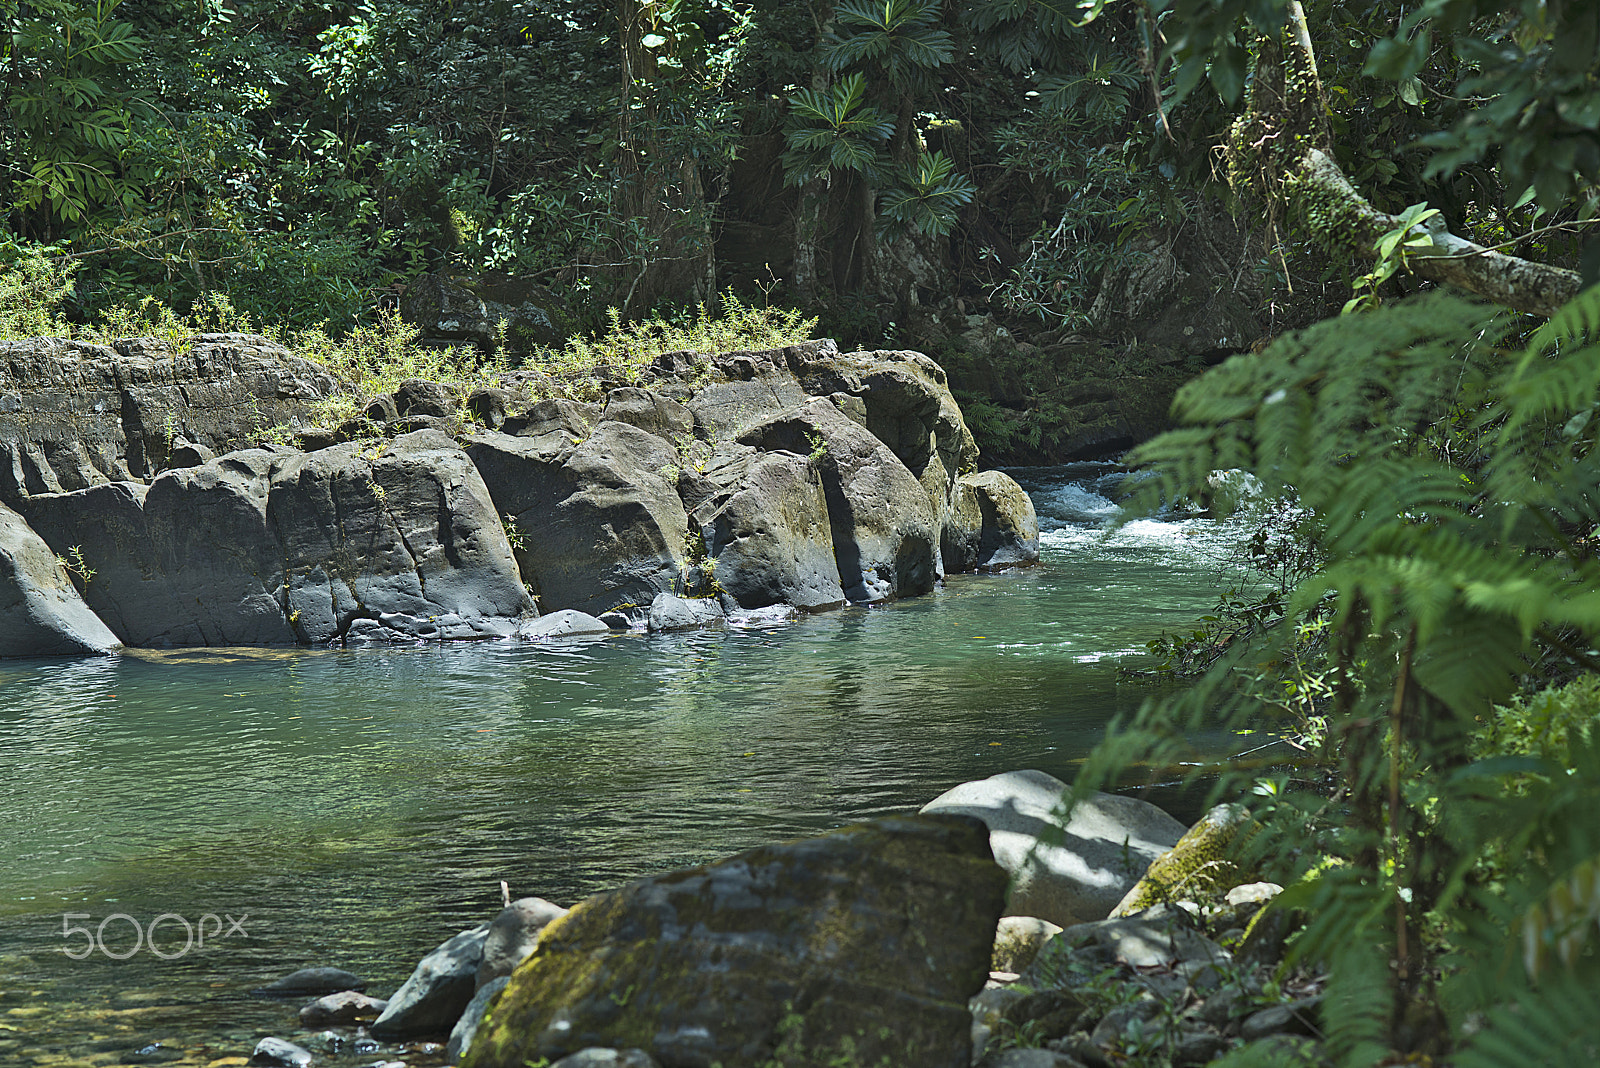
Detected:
left=4, top=0, right=1590, bottom=460
left=7, top=0, right=1600, bottom=1065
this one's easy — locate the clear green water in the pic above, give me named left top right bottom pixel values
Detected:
left=0, top=464, right=1249, bottom=1067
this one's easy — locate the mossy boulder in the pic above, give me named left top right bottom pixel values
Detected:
left=461, top=813, right=1007, bottom=1068
left=1109, top=803, right=1258, bottom=918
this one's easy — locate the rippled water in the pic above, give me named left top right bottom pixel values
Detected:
left=0, top=463, right=1251, bottom=1067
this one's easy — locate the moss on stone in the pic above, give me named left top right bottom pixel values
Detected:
left=1109, top=803, right=1259, bottom=918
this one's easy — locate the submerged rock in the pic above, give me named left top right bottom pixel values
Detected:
left=461, top=813, right=1007, bottom=1068
left=517, top=610, right=612, bottom=641
left=0, top=500, right=120, bottom=657
left=298, top=989, right=387, bottom=1026
left=254, top=966, right=369, bottom=996
left=921, top=769, right=1186, bottom=927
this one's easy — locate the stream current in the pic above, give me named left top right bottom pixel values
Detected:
left=0, top=462, right=1251, bottom=1067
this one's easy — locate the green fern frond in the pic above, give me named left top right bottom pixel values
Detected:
left=1455, top=968, right=1600, bottom=1068
left=1527, top=282, right=1600, bottom=355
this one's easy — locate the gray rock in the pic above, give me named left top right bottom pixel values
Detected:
left=1174, top=1029, right=1228, bottom=1065
left=1003, top=987, right=1088, bottom=1039
left=646, top=591, right=725, bottom=632
left=166, top=439, right=216, bottom=469
left=945, top=470, right=1040, bottom=573
left=466, top=423, right=692, bottom=616
left=476, top=897, right=569, bottom=987
left=501, top=398, right=601, bottom=439
left=684, top=345, right=817, bottom=443
left=18, top=432, right=532, bottom=647
left=549, top=1050, right=661, bottom=1068
left=395, top=377, right=460, bottom=417
left=1048, top=914, right=1231, bottom=970
left=601, top=387, right=693, bottom=440
left=247, top=1037, right=313, bottom=1067
left=274, top=430, right=534, bottom=643
left=254, top=966, right=369, bottom=996
left=683, top=444, right=846, bottom=612
left=460, top=814, right=1006, bottom=1068
left=517, top=610, right=612, bottom=641
left=992, top=916, right=1063, bottom=974
left=921, top=770, right=1187, bottom=928
left=1089, top=1000, right=1163, bottom=1049
left=1239, top=998, right=1321, bottom=1041
left=298, top=989, right=387, bottom=1026
left=0, top=333, right=339, bottom=503
left=370, top=922, right=491, bottom=1040
left=448, top=975, right=510, bottom=1060
left=738, top=398, right=938, bottom=603
left=0, top=500, right=120, bottom=657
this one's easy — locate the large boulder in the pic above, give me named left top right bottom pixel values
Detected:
left=679, top=444, right=845, bottom=612
left=271, top=430, right=533, bottom=642
left=0, top=500, right=120, bottom=656
left=0, top=333, right=339, bottom=503
left=784, top=346, right=977, bottom=485
left=920, top=770, right=1187, bottom=928
left=738, top=398, right=938, bottom=603
left=17, top=431, right=533, bottom=646
left=461, top=814, right=1007, bottom=1068
left=943, top=470, right=1040, bottom=573
left=370, top=922, right=492, bottom=1040
left=466, top=423, right=692, bottom=616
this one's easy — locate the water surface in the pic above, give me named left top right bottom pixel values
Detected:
left=0, top=463, right=1249, bottom=1067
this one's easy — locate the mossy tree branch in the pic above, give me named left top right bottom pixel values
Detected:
left=1233, top=0, right=1583, bottom=318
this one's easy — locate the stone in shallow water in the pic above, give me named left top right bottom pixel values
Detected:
left=253, top=966, right=368, bottom=996
left=370, top=923, right=490, bottom=1039
left=246, top=1036, right=313, bottom=1067
left=461, top=813, right=1007, bottom=1068
left=298, top=989, right=387, bottom=1026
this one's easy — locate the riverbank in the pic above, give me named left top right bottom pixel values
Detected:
left=2, top=334, right=1039, bottom=656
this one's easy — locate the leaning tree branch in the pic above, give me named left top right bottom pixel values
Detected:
left=1234, top=1, right=1586, bottom=318
left=1297, top=148, right=1584, bottom=317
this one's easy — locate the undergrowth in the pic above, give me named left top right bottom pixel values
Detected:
left=0, top=255, right=818, bottom=431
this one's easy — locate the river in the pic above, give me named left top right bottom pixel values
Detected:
left=0, top=462, right=1251, bottom=1068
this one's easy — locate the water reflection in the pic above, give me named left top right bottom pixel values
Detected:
left=0, top=464, right=1250, bottom=1064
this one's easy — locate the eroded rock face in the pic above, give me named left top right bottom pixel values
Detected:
left=3, top=331, right=1033, bottom=646
left=943, top=470, right=1040, bottom=573
left=0, top=500, right=121, bottom=657
left=739, top=399, right=939, bottom=603
left=680, top=444, right=845, bottom=612
left=466, top=423, right=690, bottom=616
left=0, top=333, right=339, bottom=504
left=461, top=814, right=1007, bottom=1068
left=17, top=431, right=533, bottom=646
